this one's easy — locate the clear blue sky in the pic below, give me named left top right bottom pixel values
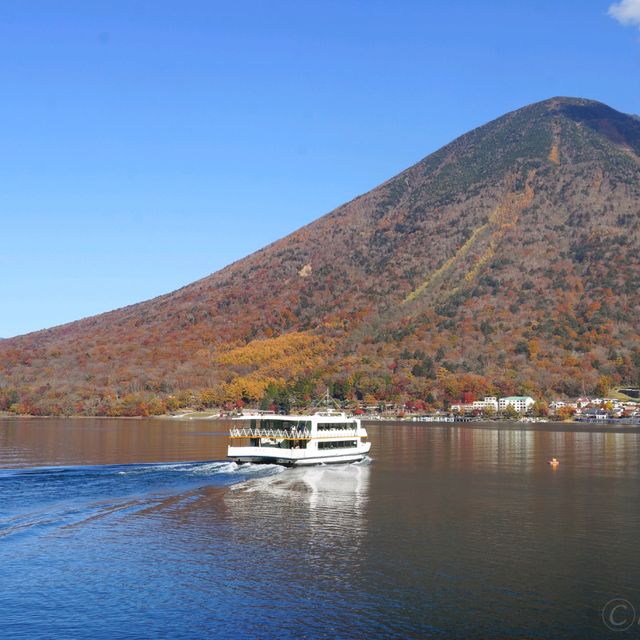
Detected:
left=1, top=0, right=638, bottom=338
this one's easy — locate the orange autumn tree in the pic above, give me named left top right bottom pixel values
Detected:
left=216, top=332, right=334, bottom=403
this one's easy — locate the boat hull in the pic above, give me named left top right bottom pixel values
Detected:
left=228, top=443, right=371, bottom=467
left=229, top=453, right=368, bottom=466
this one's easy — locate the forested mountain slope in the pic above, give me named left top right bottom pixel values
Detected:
left=2, top=97, right=639, bottom=415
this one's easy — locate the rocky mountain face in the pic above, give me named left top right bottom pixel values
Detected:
left=2, top=97, right=640, bottom=414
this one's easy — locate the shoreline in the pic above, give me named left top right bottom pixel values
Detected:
left=2, top=412, right=639, bottom=431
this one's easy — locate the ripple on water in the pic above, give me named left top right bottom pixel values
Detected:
left=0, top=460, right=285, bottom=542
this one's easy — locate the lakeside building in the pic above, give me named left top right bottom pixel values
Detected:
left=578, top=408, right=609, bottom=421
left=498, top=396, right=535, bottom=413
left=550, top=396, right=640, bottom=420
left=392, top=395, right=638, bottom=421
left=472, top=396, right=498, bottom=411
left=451, top=396, right=526, bottom=414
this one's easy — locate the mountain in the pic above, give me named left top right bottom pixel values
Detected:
left=2, top=97, right=640, bottom=415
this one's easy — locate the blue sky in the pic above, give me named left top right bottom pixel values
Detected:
left=1, top=0, right=638, bottom=338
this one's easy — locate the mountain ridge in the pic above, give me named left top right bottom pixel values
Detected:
left=2, top=96, right=639, bottom=415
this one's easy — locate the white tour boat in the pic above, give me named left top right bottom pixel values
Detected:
left=227, top=411, right=371, bottom=466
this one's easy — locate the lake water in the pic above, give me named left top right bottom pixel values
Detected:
left=1, top=418, right=640, bottom=639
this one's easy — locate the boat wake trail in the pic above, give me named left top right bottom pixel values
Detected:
left=0, top=460, right=283, bottom=540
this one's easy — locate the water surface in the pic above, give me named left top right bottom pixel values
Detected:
left=1, top=418, right=639, bottom=639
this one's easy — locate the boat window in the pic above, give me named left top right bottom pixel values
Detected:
left=254, top=419, right=310, bottom=432
left=317, top=422, right=355, bottom=431
left=318, top=440, right=357, bottom=449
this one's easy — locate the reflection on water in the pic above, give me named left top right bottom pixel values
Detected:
left=0, top=417, right=229, bottom=468
left=371, top=421, right=640, bottom=478
left=227, top=462, right=370, bottom=554
left=1, top=419, right=640, bottom=639
left=233, top=460, right=370, bottom=511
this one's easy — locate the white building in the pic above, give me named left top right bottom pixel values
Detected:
left=498, top=396, right=535, bottom=413
left=451, top=396, right=498, bottom=414
left=472, top=396, right=498, bottom=411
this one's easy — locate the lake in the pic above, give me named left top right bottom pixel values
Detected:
left=1, top=418, right=639, bottom=639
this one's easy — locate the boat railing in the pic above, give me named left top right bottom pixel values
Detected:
left=229, top=427, right=312, bottom=439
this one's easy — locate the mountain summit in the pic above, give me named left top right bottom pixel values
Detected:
left=2, top=97, right=640, bottom=414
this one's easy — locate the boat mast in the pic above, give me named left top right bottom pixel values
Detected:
left=308, top=387, right=340, bottom=414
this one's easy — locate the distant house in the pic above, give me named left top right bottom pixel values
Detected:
left=450, top=402, right=474, bottom=413
left=472, top=396, right=498, bottom=411
left=498, top=396, right=534, bottom=413
left=579, top=408, right=609, bottom=421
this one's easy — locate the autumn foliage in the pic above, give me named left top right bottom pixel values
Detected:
left=1, top=97, right=640, bottom=415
